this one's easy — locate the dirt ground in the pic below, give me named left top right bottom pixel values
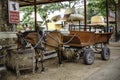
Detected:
left=0, top=42, right=120, bottom=80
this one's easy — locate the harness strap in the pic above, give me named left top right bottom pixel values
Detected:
left=33, top=33, right=45, bottom=49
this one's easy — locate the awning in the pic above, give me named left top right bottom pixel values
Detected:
left=12, top=0, right=75, bottom=6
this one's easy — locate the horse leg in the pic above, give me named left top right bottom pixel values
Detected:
left=36, top=49, right=45, bottom=73
left=57, top=45, right=63, bottom=66
left=35, top=49, right=39, bottom=71
left=40, top=52, right=45, bottom=73
left=58, top=53, right=62, bottom=65
left=40, top=59, right=45, bottom=72
left=35, top=59, right=38, bottom=71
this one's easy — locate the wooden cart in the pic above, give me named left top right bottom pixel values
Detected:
left=62, top=26, right=112, bottom=65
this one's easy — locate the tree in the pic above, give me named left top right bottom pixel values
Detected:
left=87, top=0, right=117, bottom=22
left=20, top=6, right=34, bottom=28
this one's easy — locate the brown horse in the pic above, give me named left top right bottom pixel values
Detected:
left=16, top=30, right=63, bottom=72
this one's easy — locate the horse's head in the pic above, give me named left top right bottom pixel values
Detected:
left=16, top=32, right=27, bottom=49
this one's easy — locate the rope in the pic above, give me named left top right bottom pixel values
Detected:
left=46, top=32, right=77, bottom=45
left=63, top=33, right=77, bottom=45
left=46, top=31, right=77, bottom=45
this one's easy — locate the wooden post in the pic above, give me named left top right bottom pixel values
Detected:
left=115, top=3, right=118, bottom=41
left=106, top=0, right=109, bottom=32
left=84, top=0, right=87, bottom=31
left=34, top=0, right=37, bottom=31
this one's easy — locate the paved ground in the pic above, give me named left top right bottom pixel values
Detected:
left=86, top=58, right=120, bottom=80
left=0, top=42, right=120, bottom=80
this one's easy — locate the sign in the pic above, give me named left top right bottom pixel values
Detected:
left=8, top=0, right=20, bottom=24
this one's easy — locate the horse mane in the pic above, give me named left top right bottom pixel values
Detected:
left=22, top=30, right=43, bottom=37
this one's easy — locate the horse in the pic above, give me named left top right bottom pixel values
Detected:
left=16, top=30, right=63, bottom=72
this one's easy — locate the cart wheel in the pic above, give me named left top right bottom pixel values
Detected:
left=101, top=46, right=110, bottom=60
left=83, top=48, right=94, bottom=65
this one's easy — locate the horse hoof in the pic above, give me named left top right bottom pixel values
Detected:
left=41, top=71, right=45, bottom=74
left=40, top=68, right=45, bottom=73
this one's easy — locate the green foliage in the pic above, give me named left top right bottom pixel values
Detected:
left=20, top=6, right=34, bottom=26
left=37, top=3, right=62, bottom=19
left=87, top=0, right=117, bottom=22
left=17, top=25, right=23, bottom=30
left=87, top=0, right=105, bottom=18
